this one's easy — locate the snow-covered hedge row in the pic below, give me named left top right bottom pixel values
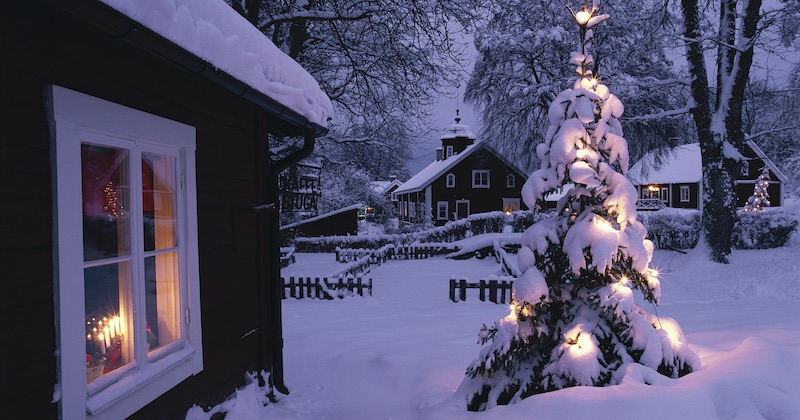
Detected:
left=638, top=207, right=798, bottom=250
left=733, top=208, right=799, bottom=249
left=638, top=209, right=701, bottom=250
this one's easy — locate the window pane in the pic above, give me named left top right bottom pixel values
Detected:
left=82, top=145, right=130, bottom=261
left=85, top=263, right=131, bottom=383
left=145, top=252, right=181, bottom=352
left=143, top=153, right=178, bottom=252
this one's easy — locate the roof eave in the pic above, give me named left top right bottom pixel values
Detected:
left=46, top=0, right=328, bottom=138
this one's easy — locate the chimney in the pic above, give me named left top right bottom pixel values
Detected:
left=389, top=174, right=397, bottom=181
left=435, top=147, right=442, bottom=161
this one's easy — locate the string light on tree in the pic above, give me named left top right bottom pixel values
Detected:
left=744, top=168, right=770, bottom=212
left=458, top=2, right=698, bottom=411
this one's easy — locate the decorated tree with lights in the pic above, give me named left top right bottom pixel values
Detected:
left=743, top=168, right=770, bottom=212
left=457, top=3, right=699, bottom=411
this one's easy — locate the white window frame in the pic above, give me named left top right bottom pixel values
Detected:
left=680, top=185, right=690, bottom=202
left=472, top=170, right=490, bottom=188
left=446, top=173, right=456, bottom=188
left=437, top=201, right=449, bottom=220
left=506, top=173, right=516, bottom=188
left=740, top=160, right=749, bottom=176
left=49, top=86, right=203, bottom=419
left=446, top=145, right=454, bottom=158
left=503, top=198, right=521, bottom=214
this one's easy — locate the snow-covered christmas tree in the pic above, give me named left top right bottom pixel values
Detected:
left=457, top=3, right=699, bottom=411
left=743, top=168, right=770, bottom=212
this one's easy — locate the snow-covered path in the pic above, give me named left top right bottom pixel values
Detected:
left=188, top=245, right=800, bottom=419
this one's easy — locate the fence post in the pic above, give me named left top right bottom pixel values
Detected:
left=489, top=279, right=498, bottom=303
left=449, top=279, right=457, bottom=302
left=357, top=277, right=364, bottom=296
left=479, top=279, right=486, bottom=301
left=459, top=279, right=467, bottom=302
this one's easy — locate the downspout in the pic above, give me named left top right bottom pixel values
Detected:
left=263, top=127, right=316, bottom=395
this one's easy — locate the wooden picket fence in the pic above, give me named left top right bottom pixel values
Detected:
left=282, top=276, right=372, bottom=300
left=449, top=277, right=514, bottom=304
left=335, top=243, right=459, bottom=263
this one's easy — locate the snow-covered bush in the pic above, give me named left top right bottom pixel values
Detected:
left=468, top=211, right=508, bottom=236
left=458, top=8, right=697, bottom=411
left=734, top=207, right=798, bottom=249
left=507, top=209, right=557, bottom=232
left=638, top=209, right=701, bottom=250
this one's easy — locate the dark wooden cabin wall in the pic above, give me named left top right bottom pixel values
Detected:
left=1, top=2, right=276, bottom=418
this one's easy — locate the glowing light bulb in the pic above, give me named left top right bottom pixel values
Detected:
left=575, top=10, right=591, bottom=25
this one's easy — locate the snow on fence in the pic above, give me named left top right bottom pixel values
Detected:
left=449, top=276, right=515, bottom=304
left=329, top=255, right=371, bottom=278
left=393, top=243, right=459, bottom=259
left=282, top=276, right=372, bottom=299
left=280, top=247, right=296, bottom=268
left=335, top=244, right=395, bottom=263
left=493, top=240, right=521, bottom=278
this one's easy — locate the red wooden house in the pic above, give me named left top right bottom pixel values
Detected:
left=393, top=117, right=528, bottom=226
left=627, top=141, right=786, bottom=211
left=1, top=0, right=331, bottom=418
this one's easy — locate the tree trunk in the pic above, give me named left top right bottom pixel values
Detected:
left=682, top=0, right=762, bottom=263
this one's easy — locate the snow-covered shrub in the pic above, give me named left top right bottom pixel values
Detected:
left=508, top=209, right=557, bottom=232
left=734, top=208, right=799, bottom=249
left=638, top=209, right=701, bottom=250
left=294, top=235, right=399, bottom=253
left=458, top=9, right=697, bottom=411
left=467, top=211, right=508, bottom=236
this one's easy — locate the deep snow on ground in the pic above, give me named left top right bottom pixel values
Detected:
left=188, top=236, right=800, bottom=420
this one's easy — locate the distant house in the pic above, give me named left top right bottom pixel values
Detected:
left=393, top=116, right=528, bottom=225
left=627, top=141, right=786, bottom=211
left=1, top=1, right=331, bottom=419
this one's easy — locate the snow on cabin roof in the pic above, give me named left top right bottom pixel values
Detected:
left=394, top=142, right=482, bottom=194
left=100, top=0, right=333, bottom=127
left=627, top=143, right=703, bottom=185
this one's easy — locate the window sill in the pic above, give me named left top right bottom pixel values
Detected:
left=86, top=343, right=200, bottom=419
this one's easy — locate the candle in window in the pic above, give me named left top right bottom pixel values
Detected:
left=114, top=317, right=121, bottom=338
left=98, top=333, right=106, bottom=354
left=104, top=327, right=111, bottom=348
left=109, top=319, right=116, bottom=339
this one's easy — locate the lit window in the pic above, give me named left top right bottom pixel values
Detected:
left=503, top=198, right=520, bottom=214
left=437, top=201, right=449, bottom=220
left=680, top=185, right=690, bottom=202
left=446, top=145, right=454, bottom=158
left=50, top=86, right=202, bottom=419
left=472, top=170, right=490, bottom=188
left=506, top=173, right=516, bottom=188
left=446, top=173, right=456, bottom=188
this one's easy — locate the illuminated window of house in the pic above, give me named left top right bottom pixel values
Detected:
left=472, top=170, right=490, bottom=188
left=50, top=86, right=203, bottom=419
left=437, top=201, right=449, bottom=220
left=503, top=198, right=520, bottom=214
left=446, top=173, right=456, bottom=188
left=680, top=185, right=690, bottom=202
left=506, top=173, right=515, bottom=188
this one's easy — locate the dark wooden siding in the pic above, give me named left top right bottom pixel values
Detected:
left=430, top=148, right=527, bottom=226
left=670, top=183, right=700, bottom=209
left=1, top=2, right=278, bottom=418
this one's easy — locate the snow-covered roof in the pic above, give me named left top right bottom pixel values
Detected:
left=627, top=144, right=703, bottom=185
left=370, top=179, right=403, bottom=195
left=440, top=120, right=476, bottom=140
left=100, top=0, right=333, bottom=127
left=628, top=141, right=788, bottom=185
left=280, top=203, right=362, bottom=230
left=394, top=142, right=482, bottom=194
